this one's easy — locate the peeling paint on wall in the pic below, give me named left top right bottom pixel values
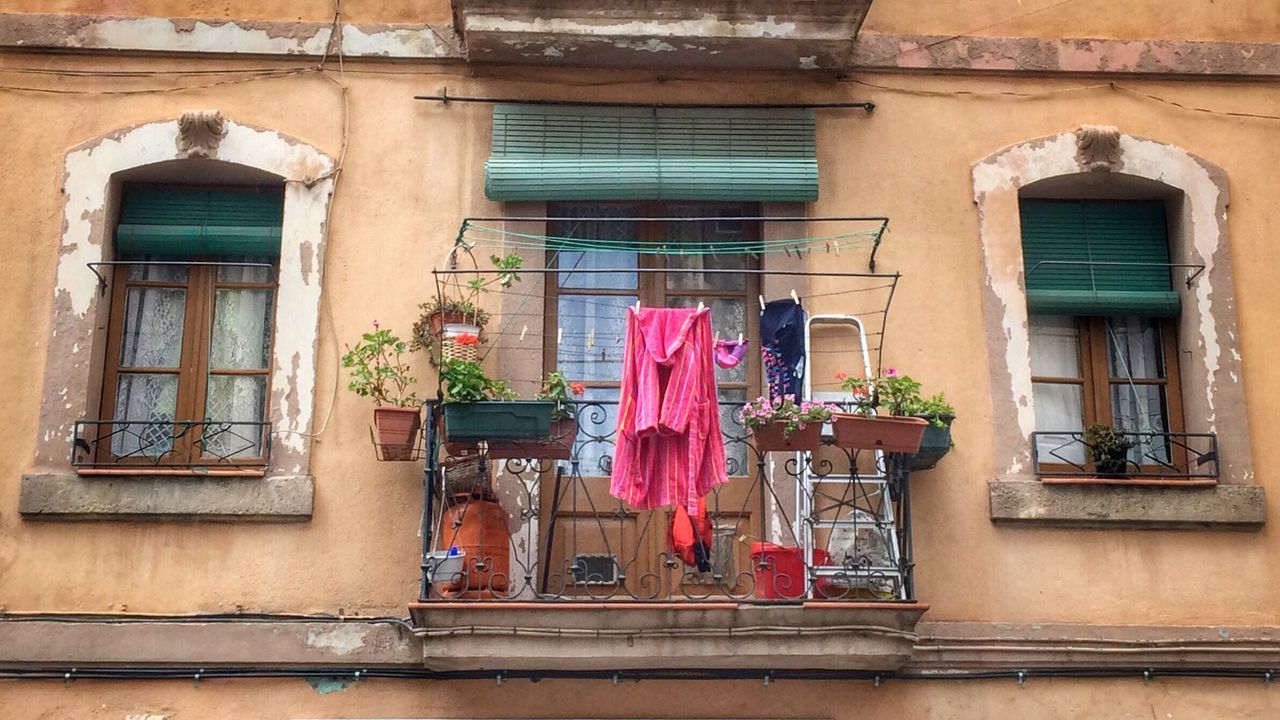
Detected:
left=305, top=625, right=369, bottom=655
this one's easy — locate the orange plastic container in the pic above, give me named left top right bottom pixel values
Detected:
left=438, top=498, right=510, bottom=599
left=751, top=542, right=806, bottom=599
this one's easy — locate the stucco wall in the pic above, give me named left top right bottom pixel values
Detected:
left=3, top=676, right=1280, bottom=719
left=0, top=54, right=1278, bottom=628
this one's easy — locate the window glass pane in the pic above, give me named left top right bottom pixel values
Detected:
left=666, top=296, right=748, bottom=384
left=551, top=205, right=640, bottom=290
left=665, top=205, right=751, bottom=292
left=126, top=260, right=188, bottom=282
left=204, top=375, right=268, bottom=458
left=573, top=387, right=619, bottom=477
left=718, top=388, right=749, bottom=476
left=1111, top=383, right=1170, bottom=465
left=1106, top=316, right=1164, bottom=380
left=218, top=256, right=275, bottom=283
left=1029, top=315, right=1080, bottom=378
left=210, top=288, right=273, bottom=370
left=1032, top=381, right=1085, bottom=465
left=120, top=287, right=186, bottom=368
left=111, top=373, right=178, bottom=457
left=556, top=295, right=633, bottom=382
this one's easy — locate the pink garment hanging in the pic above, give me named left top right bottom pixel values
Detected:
left=714, top=338, right=749, bottom=369
left=611, top=306, right=728, bottom=515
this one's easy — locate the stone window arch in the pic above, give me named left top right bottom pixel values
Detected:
left=972, top=127, right=1262, bottom=527
left=21, top=113, right=335, bottom=520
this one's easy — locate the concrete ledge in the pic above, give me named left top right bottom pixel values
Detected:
left=909, top=621, right=1280, bottom=671
left=19, top=473, right=314, bottom=521
left=989, top=480, right=1265, bottom=529
left=409, top=601, right=927, bottom=671
left=0, top=619, right=415, bottom=667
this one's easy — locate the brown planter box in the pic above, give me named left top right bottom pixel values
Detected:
left=749, top=421, right=823, bottom=453
left=831, top=414, right=927, bottom=454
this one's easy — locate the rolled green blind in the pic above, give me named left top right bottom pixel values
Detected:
left=1020, top=199, right=1179, bottom=317
left=485, top=105, right=818, bottom=202
left=116, top=185, right=284, bottom=257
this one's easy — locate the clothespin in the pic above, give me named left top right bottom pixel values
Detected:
left=758, top=295, right=766, bottom=311
left=634, top=300, right=641, bottom=313
left=790, top=289, right=800, bottom=305
left=783, top=246, right=791, bottom=258
left=737, top=333, right=743, bottom=343
left=825, top=242, right=831, bottom=254
left=587, top=329, right=595, bottom=348
left=834, top=242, right=841, bottom=257
left=520, top=324, right=528, bottom=341
left=557, top=326, right=563, bottom=345
left=697, top=301, right=705, bottom=312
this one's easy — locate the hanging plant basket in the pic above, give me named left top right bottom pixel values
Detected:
left=749, top=421, right=823, bottom=453
left=909, top=415, right=955, bottom=471
left=440, top=322, right=482, bottom=364
left=488, top=416, right=579, bottom=460
left=443, top=400, right=555, bottom=442
left=373, top=406, right=422, bottom=461
left=830, top=413, right=927, bottom=453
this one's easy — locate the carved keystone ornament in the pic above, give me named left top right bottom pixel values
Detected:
left=1075, top=124, right=1123, bottom=172
left=177, top=109, right=227, bottom=158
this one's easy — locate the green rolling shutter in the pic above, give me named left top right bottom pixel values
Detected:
left=1020, top=199, right=1179, bottom=317
left=485, top=105, right=818, bottom=202
left=116, top=185, right=284, bottom=257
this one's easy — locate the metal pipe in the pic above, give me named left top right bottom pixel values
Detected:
left=415, top=93, right=875, bottom=112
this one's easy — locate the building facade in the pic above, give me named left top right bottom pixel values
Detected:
left=2, top=1, right=1280, bottom=717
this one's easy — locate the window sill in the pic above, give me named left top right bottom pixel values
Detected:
left=75, top=467, right=267, bottom=478
left=989, top=480, right=1265, bottom=529
left=19, top=472, right=312, bottom=522
left=1039, top=476, right=1218, bottom=487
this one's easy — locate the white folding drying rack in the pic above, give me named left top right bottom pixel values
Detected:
left=796, top=314, right=907, bottom=600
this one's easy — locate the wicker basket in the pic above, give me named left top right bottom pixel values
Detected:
left=441, top=323, right=481, bottom=364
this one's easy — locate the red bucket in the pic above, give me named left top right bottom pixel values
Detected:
left=751, top=542, right=806, bottom=599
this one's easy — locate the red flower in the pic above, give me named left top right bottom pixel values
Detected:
left=569, top=382, right=586, bottom=396
left=835, top=371, right=849, bottom=381
left=454, top=333, right=479, bottom=346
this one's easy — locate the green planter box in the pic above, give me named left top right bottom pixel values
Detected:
left=443, top=401, right=555, bottom=441
left=909, top=415, right=954, bottom=471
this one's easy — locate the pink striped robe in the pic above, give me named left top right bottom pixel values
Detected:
left=610, top=306, right=728, bottom=514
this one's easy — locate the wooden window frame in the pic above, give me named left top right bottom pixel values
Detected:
left=1033, top=315, right=1185, bottom=478
left=97, top=260, right=277, bottom=471
left=542, top=200, right=763, bottom=410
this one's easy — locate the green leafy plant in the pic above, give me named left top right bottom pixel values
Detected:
left=837, top=369, right=956, bottom=427
left=836, top=368, right=921, bottom=416
left=341, top=323, right=420, bottom=408
left=1083, top=423, right=1134, bottom=474
left=412, top=253, right=523, bottom=355
left=536, top=371, right=586, bottom=420
left=439, top=359, right=517, bottom=403
left=900, top=392, right=956, bottom=428
left=737, top=396, right=838, bottom=439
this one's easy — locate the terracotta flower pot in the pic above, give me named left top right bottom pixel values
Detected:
left=428, top=310, right=471, bottom=336
left=749, top=421, right=823, bottom=453
left=373, top=406, right=421, bottom=461
left=830, top=413, right=927, bottom=453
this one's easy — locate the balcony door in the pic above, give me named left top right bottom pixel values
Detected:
left=540, top=201, right=761, bottom=599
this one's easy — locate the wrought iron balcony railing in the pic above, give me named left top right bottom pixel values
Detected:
left=72, top=419, right=271, bottom=471
left=419, top=400, right=915, bottom=604
left=1031, top=430, right=1219, bottom=482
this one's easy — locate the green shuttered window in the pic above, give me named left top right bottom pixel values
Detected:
left=485, top=105, right=818, bottom=202
left=116, top=185, right=285, bottom=257
left=1020, top=199, right=1179, bottom=317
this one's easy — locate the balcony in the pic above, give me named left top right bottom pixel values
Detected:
left=451, top=0, right=875, bottom=70
left=408, top=401, right=927, bottom=672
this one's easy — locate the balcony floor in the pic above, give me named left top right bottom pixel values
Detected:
left=409, top=600, right=928, bottom=671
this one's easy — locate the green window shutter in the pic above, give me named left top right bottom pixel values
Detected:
left=1020, top=199, right=1179, bottom=317
left=485, top=105, right=818, bottom=202
left=116, top=185, right=284, bottom=257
